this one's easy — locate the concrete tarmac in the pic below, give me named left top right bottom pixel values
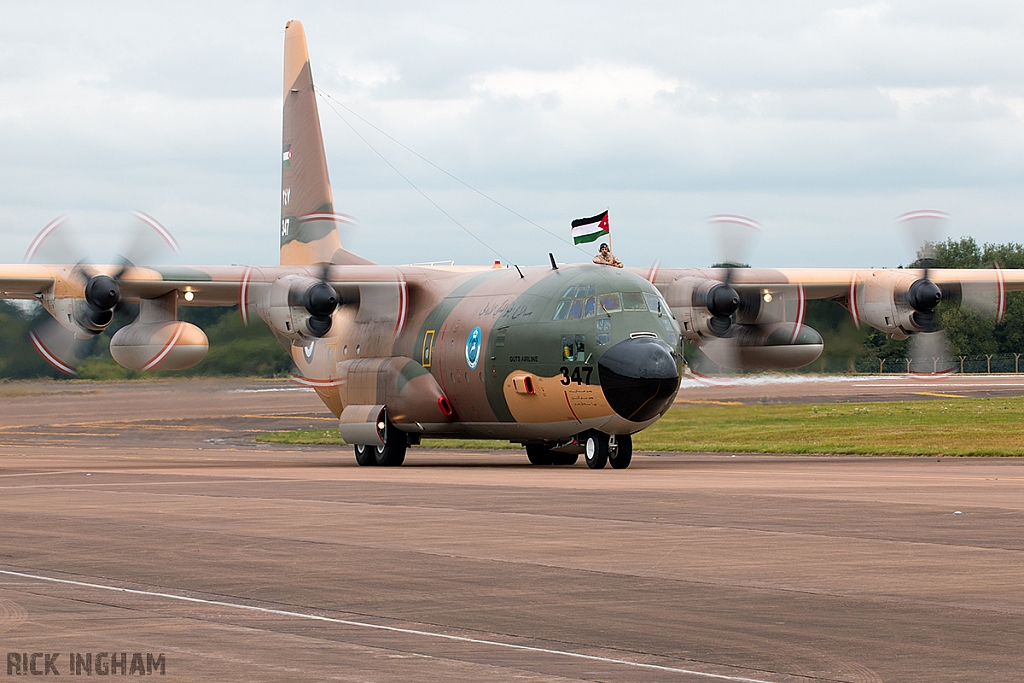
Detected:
left=0, top=378, right=1023, bottom=681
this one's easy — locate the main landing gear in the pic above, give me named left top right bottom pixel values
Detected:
left=525, top=444, right=579, bottom=466
left=353, top=416, right=406, bottom=466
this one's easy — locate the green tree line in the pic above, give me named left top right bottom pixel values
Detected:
left=0, top=302, right=291, bottom=380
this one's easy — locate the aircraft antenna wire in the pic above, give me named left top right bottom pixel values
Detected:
left=316, top=87, right=592, bottom=259
left=318, top=92, right=512, bottom=264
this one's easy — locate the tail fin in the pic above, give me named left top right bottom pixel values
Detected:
left=280, top=20, right=344, bottom=266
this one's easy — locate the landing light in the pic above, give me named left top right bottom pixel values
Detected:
left=762, top=292, right=773, bottom=303
left=183, top=290, right=195, bottom=301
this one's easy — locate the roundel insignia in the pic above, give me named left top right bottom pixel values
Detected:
left=465, top=326, right=482, bottom=370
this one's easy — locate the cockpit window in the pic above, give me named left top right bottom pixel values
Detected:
left=568, top=298, right=584, bottom=319
left=552, top=300, right=570, bottom=320
left=598, top=293, right=621, bottom=313
left=621, top=292, right=648, bottom=311
left=553, top=288, right=664, bottom=320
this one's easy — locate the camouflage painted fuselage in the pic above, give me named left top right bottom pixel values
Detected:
left=289, top=262, right=683, bottom=442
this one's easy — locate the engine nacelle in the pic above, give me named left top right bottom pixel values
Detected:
left=109, top=321, right=208, bottom=371
left=666, top=276, right=739, bottom=342
left=42, top=272, right=124, bottom=336
left=851, top=271, right=938, bottom=339
left=260, top=275, right=340, bottom=342
left=701, top=322, right=824, bottom=370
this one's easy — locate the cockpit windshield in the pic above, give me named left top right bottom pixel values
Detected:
left=552, top=287, right=668, bottom=320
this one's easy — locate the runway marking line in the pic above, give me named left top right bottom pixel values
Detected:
left=0, top=569, right=778, bottom=683
left=852, top=383, right=1024, bottom=388
left=913, top=392, right=967, bottom=398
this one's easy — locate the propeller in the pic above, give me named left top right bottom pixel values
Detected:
left=694, top=215, right=809, bottom=374
left=698, top=215, right=758, bottom=343
left=898, top=210, right=955, bottom=375
left=24, top=212, right=181, bottom=375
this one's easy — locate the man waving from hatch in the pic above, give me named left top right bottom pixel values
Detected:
left=593, top=242, right=623, bottom=268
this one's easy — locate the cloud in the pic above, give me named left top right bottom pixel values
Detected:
left=2, top=1, right=1024, bottom=270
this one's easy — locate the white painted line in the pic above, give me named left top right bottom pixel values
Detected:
left=226, top=387, right=313, bottom=393
left=852, top=383, right=1024, bottom=388
left=0, top=569, right=777, bottom=683
left=679, top=375, right=1024, bottom=390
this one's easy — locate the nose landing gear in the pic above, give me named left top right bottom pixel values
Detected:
left=524, top=432, right=634, bottom=469
left=584, top=432, right=633, bottom=469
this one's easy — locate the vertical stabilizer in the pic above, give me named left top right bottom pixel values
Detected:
left=280, top=20, right=344, bottom=266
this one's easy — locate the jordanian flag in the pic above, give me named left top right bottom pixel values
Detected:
left=571, top=210, right=610, bottom=245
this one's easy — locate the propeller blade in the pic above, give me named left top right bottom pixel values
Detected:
left=708, top=214, right=761, bottom=271
left=130, top=210, right=181, bottom=256
left=24, top=216, right=78, bottom=265
left=898, top=209, right=948, bottom=279
left=28, top=316, right=90, bottom=376
left=700, top=335, right=743, bottom=372
left=907, top=330, right=954, bottom=376
left=954, top=264, right=1006, bottom=324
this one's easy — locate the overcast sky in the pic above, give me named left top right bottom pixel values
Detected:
left=3, top=1, right=1024, bottom=270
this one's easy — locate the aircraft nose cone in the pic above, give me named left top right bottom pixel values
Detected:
left=598, top=337, right=680, bottom=422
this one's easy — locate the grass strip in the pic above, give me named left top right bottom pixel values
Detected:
left=255, top=397, right=1024, bottom=456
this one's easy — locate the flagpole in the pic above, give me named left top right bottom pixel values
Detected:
left=606, top=207, right=612, bottom=255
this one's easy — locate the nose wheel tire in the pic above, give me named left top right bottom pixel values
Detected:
left=584, top=433, right=609, bottom=469
left=608, top=434, right=633, bottom=469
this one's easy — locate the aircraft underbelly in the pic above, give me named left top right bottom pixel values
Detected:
left=410, top=413, right=660, bottom=441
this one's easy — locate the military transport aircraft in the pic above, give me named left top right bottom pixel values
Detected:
left=1, top=21, right=1021, bottom=469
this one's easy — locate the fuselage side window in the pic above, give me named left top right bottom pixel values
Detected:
left=562, top=334, right=575, bottom=361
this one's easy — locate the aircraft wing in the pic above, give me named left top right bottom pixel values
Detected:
left=0, top=264, right=249, bottom=305
left=640, top=265, right=1020, bottom=370
left=0, top=261, right=462, bottom=375
left=643, top=266, right=1024, bottom=300
left=0, top=263, right=469, bottom=306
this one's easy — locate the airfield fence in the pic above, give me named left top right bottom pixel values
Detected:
left=856, top=353, right=1024, bottom=374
